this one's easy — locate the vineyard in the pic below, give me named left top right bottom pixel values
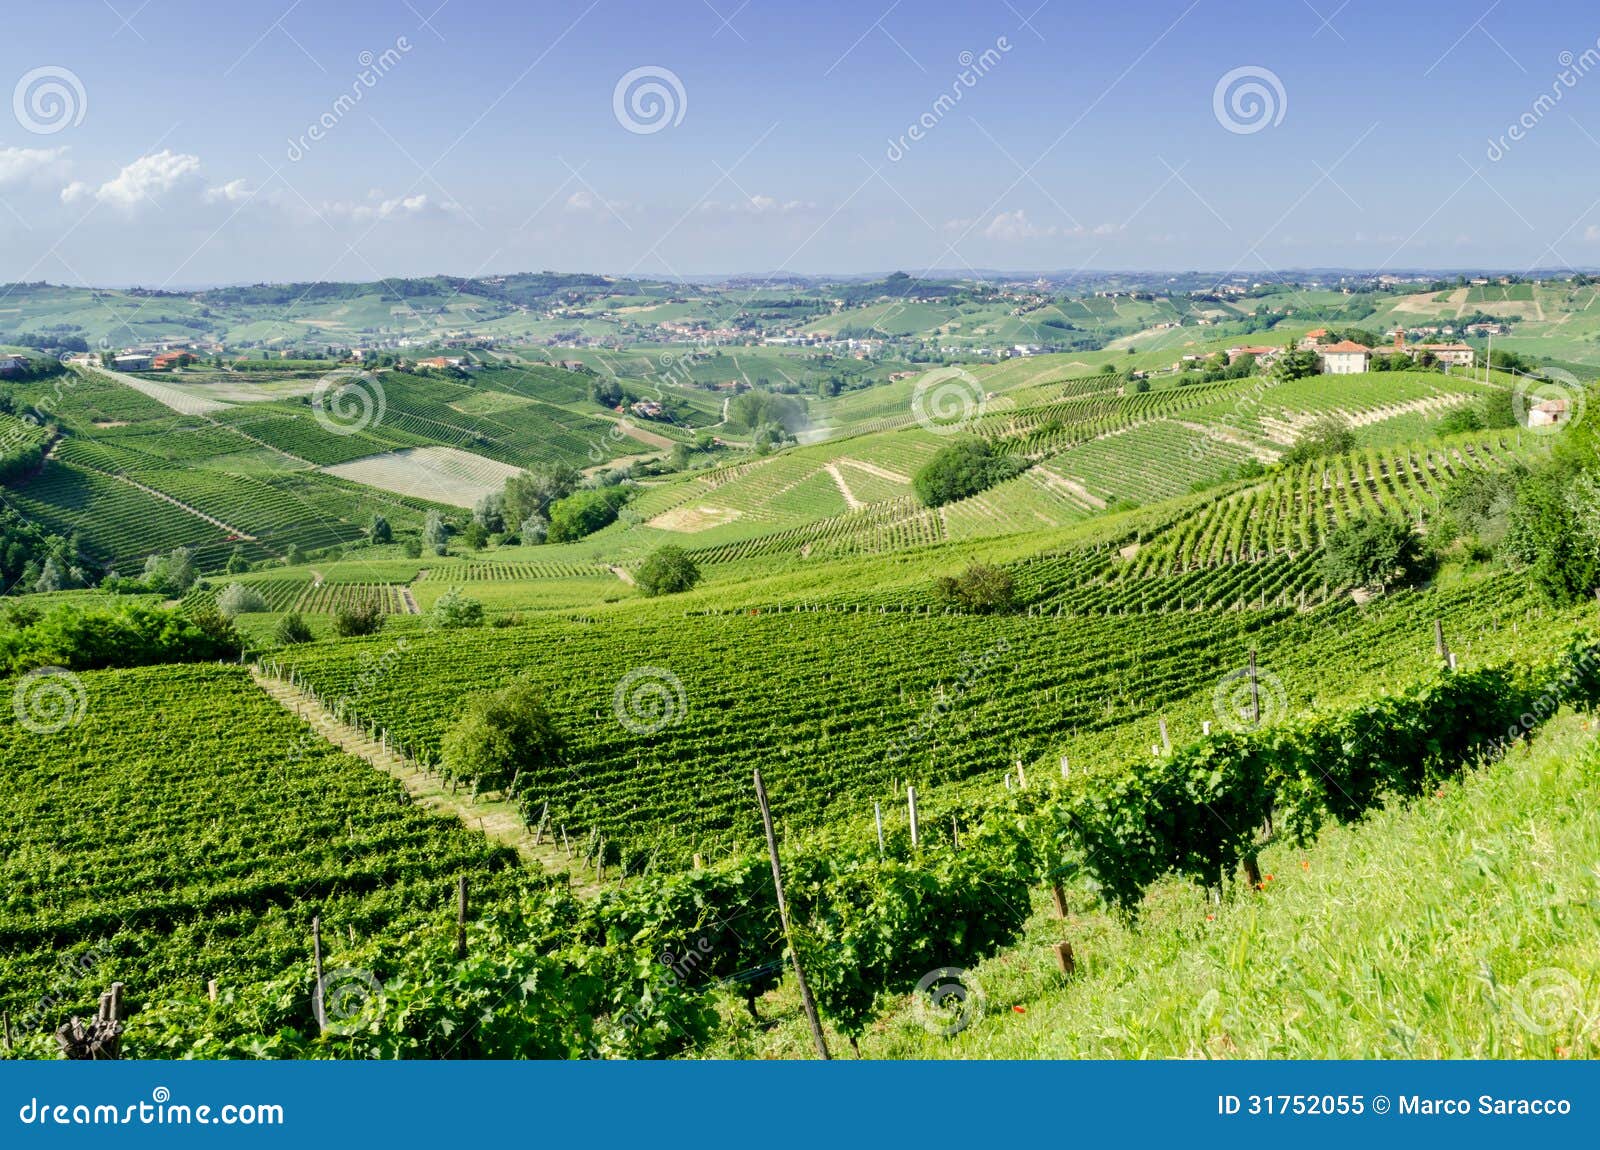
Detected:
left=269, top=573, right=1586, bottom=871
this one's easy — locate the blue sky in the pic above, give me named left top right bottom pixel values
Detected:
left=3, top=0, right=1600, bottom=283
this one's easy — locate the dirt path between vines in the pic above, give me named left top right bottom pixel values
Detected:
left=250, top=668, right=602, bottom=895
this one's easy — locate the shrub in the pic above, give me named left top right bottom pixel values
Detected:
left=912, top=438, right=1024, bottom=508
left=216, top=582, right=268, bottom=618
left=547, top=487, right=629, bottom=542
left=368, top=515, right=393, bottom=544
left=932, top=563, right=1016, bottom=614
left=0, top=603, right=240, bottom=674
left=273, top=612, right=314, bottom=645
left=439, top=680, right=563, bottom=791
left=635, top=546, right=701, bottom=596
left=1320, top=516, right=1429, bottom=592
left=332, top=601, right=385, bottom=637
left=1279, top=414, right=1356, bottom=468
left=430, top=587, right=485, bottom=629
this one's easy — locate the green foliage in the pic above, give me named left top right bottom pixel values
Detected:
left=1320, top=516, right=1429, bottom=591
left=332, top=601, right=385, bottom=637
left=368, top=514, right=393, bottom=544
left=273, top=611, right=314, bottom=645
left=635, top=546, right=701, bottom=597
left=933, top=563, right=1016, bottom=614
left=546, top=486, right=629, bottom=543
left=912, top=438, right=1024, bottom=508
left=141, top=546, right=196, bottom=595
left=0, top=602, right=240, bottom=675
left=503, top=463, right=580, bottom=527
left=1504, top=468, right=1598, bottom=604
left=1279, top=413, right=1356, bottom=468
left=429, top=587, right=485, bottom=629
left=216, top=581, right=268, bottom=618
left=727, top=390, right=808, bottom=434
left=439, top=680, right=563, bottom=791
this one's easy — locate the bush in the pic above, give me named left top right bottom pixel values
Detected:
left=430, top=587, right=485, bottom=629
left=0, top=603, right=240, bottom=675
left=368, top=515, right=393, bottom=544
left=547, top=487, right=630, bottom=543
left=1320, top=516, right=1429, bottom=592
left=912, top=438, right=1024, bottom=508
left=932, top=563, right=1016, bottom=614
left=439, top=680, right=564, bottom=791
left=273, top=612, right=314, bottom=645
left=216, top=582, right=268, bottom=618
left=332, top=601, right=385, bottom=637
left=635, top=546, right=701, bottom=596
left=1279, top=414, right=1356, bottom=468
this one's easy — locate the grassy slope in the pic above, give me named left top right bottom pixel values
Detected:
left=717, top=709, right=1600, bottom=1059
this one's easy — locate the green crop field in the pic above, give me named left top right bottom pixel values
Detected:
left=4, top=267, right=1600, bottom=1068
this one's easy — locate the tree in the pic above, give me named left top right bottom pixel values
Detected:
left=439, top=680, right=563, bottom=791
left=1503, top=470, right=1598, bottom=604
left=422, top=511, right=449, bottom=555
left=520, top=513, right=549, bottom=544
left=473, top=493, right=505, bottom=532
left=462, top=521, right=490, bottom=550
left=590, top=377, right=624, bottom=407
left=912, top=438, right=1024, bottom=508
left=283, top=543, right=303, bottom=567
left=635, top=546, right=701, bottom=596
left=216, top=582, right=268, bottom=618
left=1273, top=350, right=1321, bottom=381
left=1320, top=516, right=1429, bottom=592
left=224, top=546, right=251, bottom=574
left=332, top=601, right=385, bottom=637
left=141, top=546, right=196, bottom=595
left=504, top=463, right=580, bottom=526
left=34, top=556, right=63, bottom=594
left=368, top=514, right=393, bottom=544
left=430, top=586, right=485, bottom=629
left=547, top=487, right=629, bottom=542
left=1279, top=414, right=1356, bottom=468
left=273, top=612, right=314, bottom=645
left=932, top=563, right=1016, bottom=614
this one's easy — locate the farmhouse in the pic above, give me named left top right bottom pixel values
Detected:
left=1318, top=340, right=1371, bottom=374
left=0, top=354, right=27, bottom=375
left=1418, top=343, right=1475, bottom=367
left=1226, top=344, right=1281, bottom=365
left=113, top=353, right=154, bottom=371
left=1528, top=398, right=1570, bottom=428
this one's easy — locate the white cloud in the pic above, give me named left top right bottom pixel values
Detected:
left=319, top=191, right=461, bottom=222
left=86, top=150, right=202, bottom=209
left=984, top=209, right=1055, bottom=241
left=1585, top=225, right=1600, bottom=242
left=60, top=179, right=90, bottom=204
left=699, top=195, right=813, bottom=216
left=0, top=146, right=69, bottom=186
left=203, top=178, right=250, bottom=204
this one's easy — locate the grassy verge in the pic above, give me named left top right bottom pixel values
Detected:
left=712, top=710, right=1600, bottom=1059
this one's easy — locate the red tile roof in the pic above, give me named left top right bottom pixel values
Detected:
left=1320, top=340, right=1371, bottom=353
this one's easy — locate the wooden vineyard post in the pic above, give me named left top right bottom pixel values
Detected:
left=907, top=785, right=920, bottom=847
left=1059, top=755, right=1069, bottom=780
left=1050, top=882, right=1068, bottom=919
left=951, top=814, right=960, bottom=850
left=533, top=803, right=549, bottom=846
left=1159, top=716, right=1171, bottom=754
left=311, top=917, right=327, bottom=1036
left=692, top=852, right=704, bottom=870
left=1016, top=759, right=1027, bottom=789
left=874, top=801, right=885, bottom=856
left=1249, top=647, right=1261, bottom=726
left=1054, top=941, right=1076, bottom=977
left=456, top=876, right=469, bottom=960
left=2, top=1010, right=11, bottom=1053
left=1434, top=618, right=1447, bottom=662
left=753, top=769, right=830, bottom=1061
left=207, top=979, right=218, bottom=1002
